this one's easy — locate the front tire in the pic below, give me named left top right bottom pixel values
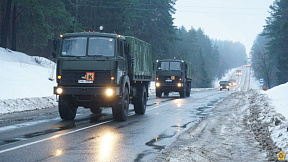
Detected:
left=186, top=87, right=191, bottom=97
left=59, top=95, right=77, bottom=120
left=180, top=88, right=186, bottom=98
left=164, top=91, right=169, bottom=96
left=134, top=85, right=147, bottom=114
left=156, top=89, right=162, bottom=98
left=112, top=87, right=129, bottom=121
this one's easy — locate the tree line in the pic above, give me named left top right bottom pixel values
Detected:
left=251, top=0, right=288, bottom=88
left=0, top=0, right=247, bottom=88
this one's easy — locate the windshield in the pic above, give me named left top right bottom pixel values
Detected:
left=61, top=37, right=87, bottom=56
left=157, top=61, right=181, bottom=70
left=88, top=37, right=115, bottom=57
left=61, top=36, right=115, bottom=57
left=219, top=81, right=229, bottom=84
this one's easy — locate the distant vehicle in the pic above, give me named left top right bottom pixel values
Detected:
left=229, top=79, right=236, bottom=86
left=54, top=31, right=153, bottom=121
left=236, top=70, right=242, bottom=76
left=219, top=81, right=230, bottom=91
left=155, top=59, right=192, bottom=98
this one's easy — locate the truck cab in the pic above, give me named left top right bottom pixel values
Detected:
left=155, top=59, right=192, bottom=98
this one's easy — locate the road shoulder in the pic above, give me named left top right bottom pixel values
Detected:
left=156, top=90, right=279, bottom=161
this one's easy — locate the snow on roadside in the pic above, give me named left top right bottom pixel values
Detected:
left=0, top=48, right=57, bottom=114
left=262, top=83, right=288, bottom=153
left=0, top=97, right=57, bottom=114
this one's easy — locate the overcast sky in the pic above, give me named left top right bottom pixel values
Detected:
left=173, top=0, right=275, bottom=56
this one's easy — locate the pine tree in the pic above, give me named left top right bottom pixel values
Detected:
left=264, top=0, right=288, bottom=84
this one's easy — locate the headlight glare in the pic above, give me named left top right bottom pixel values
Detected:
left=156, top=82, right=160, bottom=87
left=177, top=83, right=182, bottom=87
left=56, top=87, right=63, bottom=94
left=106, top=88, right=113, bottom=96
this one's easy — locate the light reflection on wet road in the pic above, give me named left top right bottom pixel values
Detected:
left=0, top=89, right=231, bottom=161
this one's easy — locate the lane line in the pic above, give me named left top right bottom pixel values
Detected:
left=0, top=101, right=172, bottom=154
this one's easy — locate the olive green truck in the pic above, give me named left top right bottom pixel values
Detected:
left=155, top=59, right=192, bottom=98
left=54, top=32, right=152, bottom=121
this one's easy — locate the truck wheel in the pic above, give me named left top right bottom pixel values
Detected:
left=156, top=89, right=162, bottom=98
left=134, top=85, right=147, bottom=114
left=186, top=88, right=191, bottom=97
left=90, top=104, right=103, bottom=114
left=112, top=87, right=129, bottom=121
left=179, top=88, right=186, bottom=98
left=164, top=92, right=169, bottom=96
left=59, top=95, right=77, bottom=120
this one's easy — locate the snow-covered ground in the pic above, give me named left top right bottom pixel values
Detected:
left=0, top=47, right=288, bottom=157
left=0, top=48, right=57, bottom=114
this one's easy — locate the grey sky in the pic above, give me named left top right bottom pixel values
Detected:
left=173, top=0, right=275, bottom=56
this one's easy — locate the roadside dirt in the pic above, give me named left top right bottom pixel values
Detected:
left=155, top=90, right=279, bottom=161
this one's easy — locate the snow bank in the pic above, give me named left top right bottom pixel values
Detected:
left=263, top=82, right=288, bottom=119
left=0, top=48, right=57, bottom=114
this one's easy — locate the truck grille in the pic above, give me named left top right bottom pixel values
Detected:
left=61, top=70, right=111, bottom=85
left=158, top=76, right=180, bottom=86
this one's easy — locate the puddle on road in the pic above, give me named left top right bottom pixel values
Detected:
left=196, top=97, right=225, bottom=117
left=136, top=96, right=227, bottom=161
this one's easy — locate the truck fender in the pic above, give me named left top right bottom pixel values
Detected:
left=119, top=75, right=130, bottom=96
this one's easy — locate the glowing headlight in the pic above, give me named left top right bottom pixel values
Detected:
left=220, top=86, right=223, bottom=88
left=156, top=82, right=160, bottom=87
left=56, top=87, right=63, bottom=94
left=226, top=86, right=229, bottom=88
left=106, top=88, right=113, bottom=96
left=177, top=83, right=182, bottom=87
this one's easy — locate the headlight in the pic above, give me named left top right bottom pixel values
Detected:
left=177, top=83, right=182, bottom=87
left=56, top=87, right=63, bottom=94
left=220, top=86, right=223, bottom=88
left=226, top=86, right=229, bottom=88
left=106, top=88, right=113, bottom=96
left=156, top=82, right=160, bottom=87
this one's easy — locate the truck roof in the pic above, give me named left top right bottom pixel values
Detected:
left=157, top=59, right=188, bottom=64
left=62, top=32, right=126, bottom=40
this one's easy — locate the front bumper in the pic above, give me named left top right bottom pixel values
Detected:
left=156, top=82, right=183, bottom=92
left=54, top=86, right=120, bottom=96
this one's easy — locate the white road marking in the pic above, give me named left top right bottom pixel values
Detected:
left=0, top=101, right=171, bottom=154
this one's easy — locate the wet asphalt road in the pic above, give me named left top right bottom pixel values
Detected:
left=0, top=89, right=233, bottom=161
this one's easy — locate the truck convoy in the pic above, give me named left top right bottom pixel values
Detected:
left=54, top=32, right=153, bottom=121
left=155, top=59, right=192, bottom=98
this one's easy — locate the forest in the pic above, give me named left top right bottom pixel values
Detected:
left=0, top=0, right=247, bottom=88
left=250, top=0, right=288, bottom=88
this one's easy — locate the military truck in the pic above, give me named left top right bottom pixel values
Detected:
left=54, top=32, right=152, bottom=121
left=155, top=59, right=192, bottom=98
